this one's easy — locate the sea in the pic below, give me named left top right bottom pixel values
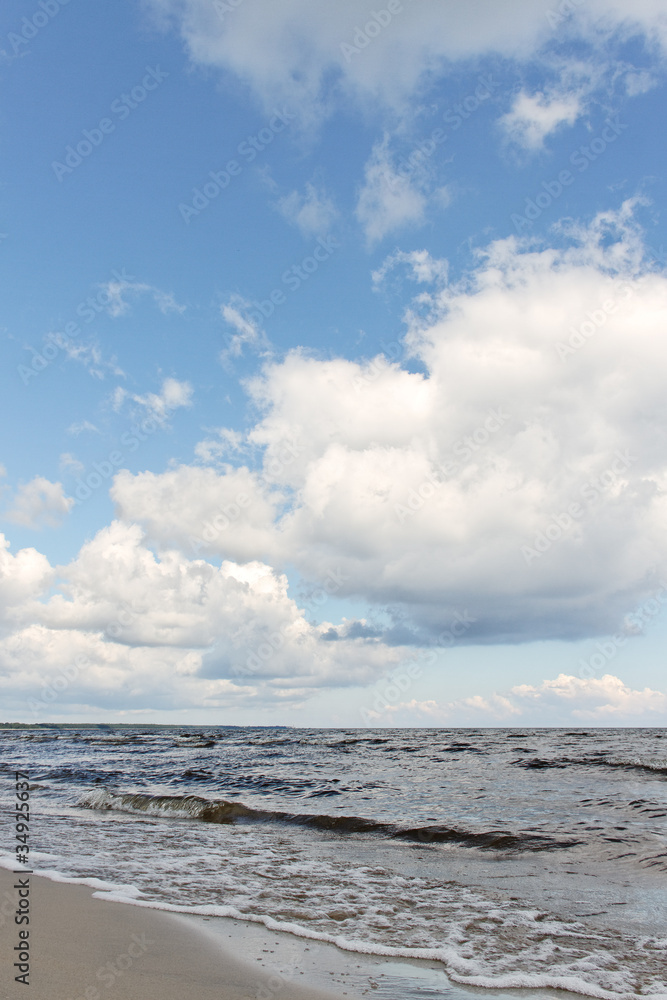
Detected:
left=1, top=727, right=666, bottom=999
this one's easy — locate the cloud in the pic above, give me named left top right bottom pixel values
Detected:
left=58, top=338, right=125, bottom=381
left=499, top=88, right=583, bottom=150
left=110, top=465, right=281, bottom=563
left=106, top=201, right=667, bottom=647
left=624, top=69, right=658, bottom=95
left=511, top=672, right=667, bottom=719
left=67, top=420, right=99, bottom=436
left=59, top=453, right=84, bottom=476
left=355, top=136, right=428, bottom=245
left=372, top=248, right=449, bottom=288
left=145, top=0, right=667, bottom=123
left=0, top=521, right=408, bottom=713
left=137, top=376, right=193, bottom=418
left=101, top=278, right=186, bottom=318
left=276, top=182, right=338, bottom=238
left=370, top=673, right=667, bottom=725
left=3, top=205, right=667, bottom=714
left=194, top=427, right=246, bottom=464
left=220, top=295, right=271, bottom=365
left=129, top=377, right=194, bottom=421
left=0, top=535, right=53, bottom=618
left=4, top=478, right=75, bottom=529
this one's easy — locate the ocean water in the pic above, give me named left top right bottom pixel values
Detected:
left=1, top=727, right=666, bottom=998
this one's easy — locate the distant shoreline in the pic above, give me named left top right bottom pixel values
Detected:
left=0, top=722, right=292, bottom=729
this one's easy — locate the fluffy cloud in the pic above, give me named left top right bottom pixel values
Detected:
left=0, top=535, right=53, bottom=618
left=113, top=203, right=667, bottom=647
left=500, top=88, right=583, bottom=150
left=4, top=477, right=74, bottom=530
left=146, top=0, right=667, bottom=121
left=110, top=465, right=281, bottom=563
left=4, top=205, right=667, bottom=716
left=511, top=672, right=667, bottom=719
left=0, top=520, right=407, bottom=715
left=367, top=674, right=667, bottom=725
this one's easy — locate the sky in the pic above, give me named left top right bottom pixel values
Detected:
left=1, top=0, right=667, bottom=727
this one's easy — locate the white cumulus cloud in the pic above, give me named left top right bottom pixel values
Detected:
left=0, top=521, right=409, bottom=714
left=369, top=674, right=667, bottom=725
left=4, top=478, right=74, bottom=530
left=95, top=204, right=667, bottom=648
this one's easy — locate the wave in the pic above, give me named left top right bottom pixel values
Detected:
left=511, top=755, right=667, bottom=776
left=77, top=789, right=578, bottom=851
left=603, top=756, right=667, bottom=776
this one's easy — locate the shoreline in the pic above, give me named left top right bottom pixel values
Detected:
left=0, top=866, right=584, bottom=1000
left=0, top=868, right=343, bottom=1000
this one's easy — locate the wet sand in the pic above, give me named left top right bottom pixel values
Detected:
left=0, top=868, right=342, bottom=1000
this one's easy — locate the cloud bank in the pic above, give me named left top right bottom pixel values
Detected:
left=147, top=0, right=667, bottom=122
left=3, top=204, right=667, bottom=719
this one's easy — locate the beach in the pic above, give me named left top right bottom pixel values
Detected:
left=0, top=867, right=345, bottom=1000
left=1, top=726, right=665, bottom=1000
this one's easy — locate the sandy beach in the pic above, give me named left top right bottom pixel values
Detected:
left=0, top=868, right=341, bottom=1000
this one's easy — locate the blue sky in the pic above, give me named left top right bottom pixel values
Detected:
left=1, top=0, right=667, bottom=725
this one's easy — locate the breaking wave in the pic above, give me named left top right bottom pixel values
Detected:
left=77, top=788, right=578, bottom=851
